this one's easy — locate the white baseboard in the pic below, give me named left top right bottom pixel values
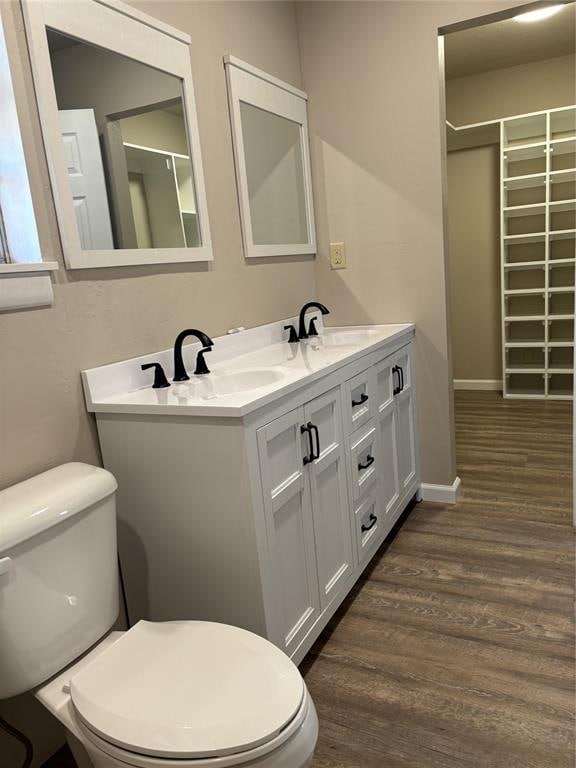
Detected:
left=420, top=476, right=461, bottom=504
left=454, top=379, right=502, bottom=391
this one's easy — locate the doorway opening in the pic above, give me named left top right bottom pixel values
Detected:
left=441, top=1, right=575, bottom=522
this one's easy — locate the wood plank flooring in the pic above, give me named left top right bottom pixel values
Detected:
left=302, top=390, right=574, bottom=768
left=43, top=391, right=574, bottom=768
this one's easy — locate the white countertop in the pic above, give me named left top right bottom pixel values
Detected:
left=82, top=319, right=414, bottom=418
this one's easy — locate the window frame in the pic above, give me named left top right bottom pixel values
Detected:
left=0, top=12, right=57, bottom=275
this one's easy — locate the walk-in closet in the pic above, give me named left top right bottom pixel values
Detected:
left=445, top=6, right=575, bottom=400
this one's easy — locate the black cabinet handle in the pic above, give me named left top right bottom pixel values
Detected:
left=311, top=423, right=321, bottom=460
left=301, top=423, right=314, bottom=465
left=301, top=422, right=320, bottom=464
left=361, top=513, right=378, bottom=532
left=358, top=454, right=375, bottom=471
left=352, top=392, right=369, bottom=407
left=393, top=365, right=405, bottom=395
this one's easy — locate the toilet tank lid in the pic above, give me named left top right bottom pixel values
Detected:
left=0, top=463, right=117, bottom=553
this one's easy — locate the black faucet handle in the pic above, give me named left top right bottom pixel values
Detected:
left=307, top=317, right=320, bottom=337
left=284, top=325, right=299, bottom=343
left=194, top=347, right=212, bottom=376
left=141, top=362, right=170, bottom=389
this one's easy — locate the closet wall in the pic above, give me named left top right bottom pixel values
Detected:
left=448, top=145, right=501, bottom=382
left=447, top=53, right=576, bottom=126
left=447, top=53, right=576, bottom=386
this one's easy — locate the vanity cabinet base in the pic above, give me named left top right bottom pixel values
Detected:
left=95, top=332, right=420, bottom=665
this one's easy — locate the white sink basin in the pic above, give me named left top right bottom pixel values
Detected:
left=177, top=369, right=285, bottom=398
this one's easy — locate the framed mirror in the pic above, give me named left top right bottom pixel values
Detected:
left=225, top=57, right=316, bottom=259
left=22, top=0, right=212, bottom=269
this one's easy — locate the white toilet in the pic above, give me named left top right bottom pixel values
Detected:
left=0, top=463, right=318, bottom=768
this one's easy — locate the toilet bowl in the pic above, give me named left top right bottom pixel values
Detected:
left=36, top=622, right=318, bottom=768
left=0, top=464, right=318, bottom=768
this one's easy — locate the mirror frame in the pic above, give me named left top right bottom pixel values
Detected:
left=22, top=0, right=213, bottom=269
left=225, top=56, right=316, bottom=259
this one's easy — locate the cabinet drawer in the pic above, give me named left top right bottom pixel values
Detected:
left=345, top=368, right=373, bottom=433
left=349, top=421, right=379, bottom=501
left=354, top=488, right=383, bottom=567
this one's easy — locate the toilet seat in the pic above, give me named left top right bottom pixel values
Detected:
left=69, top=620, right=305, bottom=761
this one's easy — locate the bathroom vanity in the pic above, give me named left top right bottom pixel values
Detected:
left=83, top=319, right=419, bottom=664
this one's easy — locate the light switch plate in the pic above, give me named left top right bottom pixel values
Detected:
left=330, top=242, right=346, bottom=269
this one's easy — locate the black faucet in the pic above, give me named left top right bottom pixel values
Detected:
left=297, top=302, right=330, bottom=340
left=173, top=329, right=214, bottom=381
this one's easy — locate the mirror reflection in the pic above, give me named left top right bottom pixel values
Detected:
left=47, top=29, right=200, bottom=250
left=240, top=102, right=308, bottom=245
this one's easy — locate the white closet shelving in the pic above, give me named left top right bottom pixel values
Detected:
left=501, top=106, right=575, bottom=400
left=123, top=142, right=199, bottom=249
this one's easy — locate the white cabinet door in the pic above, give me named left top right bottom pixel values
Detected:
left=393, top=346, right=417, bottom=495
left=374, top=356, right=400, bottom=521
left=257, top=409, right=320, bottom=656
left=304, top=388, right=353, bottom=611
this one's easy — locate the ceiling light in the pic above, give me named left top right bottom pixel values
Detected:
left=514, top=5, right=565, bottom=22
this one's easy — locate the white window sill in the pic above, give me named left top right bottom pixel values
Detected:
left=0, top=261, right=59, bottom=274
left=0, top=263, right=57, bottom=311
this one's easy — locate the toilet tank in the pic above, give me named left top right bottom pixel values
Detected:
left=0, top=463, right=119, bottom=699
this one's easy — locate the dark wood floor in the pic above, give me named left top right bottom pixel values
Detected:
left=302, top=390, right=574, bottom=768
left=44, top=391, right=574, bottom=768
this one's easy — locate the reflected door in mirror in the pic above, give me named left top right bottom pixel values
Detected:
left=59, top=109, right=114, bottom=250
left=47, top=29, right=200, bottom=251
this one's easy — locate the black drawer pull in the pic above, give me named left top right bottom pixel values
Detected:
left=358, top=455, right=375, bottom=471
left=351, top=392, right=369, bottom=407
left=361, top=513, right=377, bottom=532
